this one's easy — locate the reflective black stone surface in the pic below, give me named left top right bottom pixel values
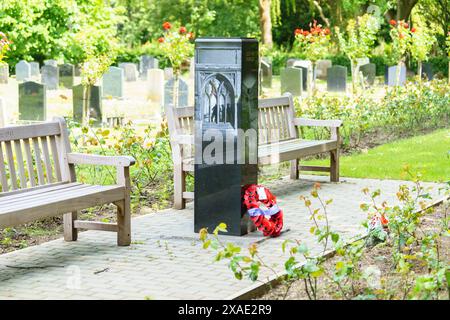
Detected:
left=194, top=38, right=259, bottom=236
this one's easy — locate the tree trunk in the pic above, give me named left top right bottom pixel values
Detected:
left=417, top=60, right=422, bottom=83
left=396, top=0, right=418, bottom=21
left=259, top=0, right=273, bottom=48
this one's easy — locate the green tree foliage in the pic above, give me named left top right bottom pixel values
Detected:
left=0, top=0, right=122, bottom=65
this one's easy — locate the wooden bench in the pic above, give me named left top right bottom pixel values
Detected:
left=165, top=93, right=342, bottom=209
left=0, top=117, right=135, bottom=246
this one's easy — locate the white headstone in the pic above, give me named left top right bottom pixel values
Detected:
left=16, top=60, right=31, bottom=82
left=147, top=69, right=165, bottom=104
left=118, top=63, right=138, bottom=82
left=164, top=67, right=174, bottom=80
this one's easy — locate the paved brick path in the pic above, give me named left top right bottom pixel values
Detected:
left=0, top=176, right=441, bottom=300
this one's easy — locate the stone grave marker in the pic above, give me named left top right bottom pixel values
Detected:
left=292, top=61, right=309, bottom=91
left=260, top=58, right=272, bottom=88
left=147, top=69, right=164, bottom=103
left=30, top=62, right=40, bottom=77
left=72, top=84, right=103, bottom=125
left=164, top=77, right=188, bottom=107
left=280, top=67, right=303, bottom=96
left=19, top=81, right=46, bottom=121
left=119, top=63, right=138, bottom=82
left=16, top=60, right=31, bottom=82
left=386, top=65, right=406, bottom=86
left=74, top=65, right=81, bottom=77
left=360, top=63, right=376, bottom=86
left=316, top=59, right=332, bottom=80
left=327, top=65, right=347, bottom=92
left=59, top=63, right=75, bottom=89
left=102, top=66, right=124, bottom=98
left=422, top=63, right=434, bottom=80
left=44, top=59, right=58, bottom=67
left=0, top=64, right=8, bottom=84
left=41, top=65, right=59, bottom=90
left=164, top=67, right=174, bottom=80
left=139, top=55, right=159, bottom=79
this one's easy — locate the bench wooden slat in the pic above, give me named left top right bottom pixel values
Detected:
left=0, top=183, right=88, bottom=206
left=23, top=139, right=36, bottom=187
left=0, top=181, right=74, bottom=198
left=4, top=141, right=17, bottom=190
left=14, top=140, right=27, bottom=189
left=40, top=136, right=54, bottom=183
left=0, top=185, right=125, bottom=227
left=74, top=220, right=118, bottom=232
left=0, top=142, right=8, bottom=191
left=32, top=137, right=45, bottom=185
left=49, top=135, right=62, bottom=181
left=0, top=122, right=61, bottom=142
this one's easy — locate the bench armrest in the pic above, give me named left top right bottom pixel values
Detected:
left=67, top=153, right=136, bottom=167
left=293, top=118, right=343, bottom=128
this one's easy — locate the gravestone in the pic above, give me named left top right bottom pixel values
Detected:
left=316, top=59, right=332, bottom=80
left=164, top=67, right=174, bottom=80
left=72, top=84, right=103, bottom=125
left=102, top=66, right=124, bottom=98
left=351, top=57, right=370, bottom=76
left=280, top=67, right=303, bottom=96
left=0, top=97, right=4, bottom=127
left=260, top=58, right=272, bottom=88
left=147, top=69, right=164, bottom=103
left=286, top=58, right=299, bottom=67
left=41, top=65, right=59, bottom=90
left=293, top=60, right=312, bottom=90
left=164, top=77, right=188, bottom=107
left=422, top=63, right=434, bottom=80
left=15, top=60, right=31, bottom=82
left=386, top=65, right=406, bottom=86
left=18, top=81, right=46, bottom=121
left=0, top=64, right=8, bottom=84
left=30, top=62, right=40, bottom=77
left=119, top=63, right=138, bottom=82
left=59, top=63, right=75, bottom=89
left=360, top=63, right=376, bottom=86
left=44, top=59, right=58, bottom=67
left=194, top=38, right=259, bottom=236
left=327, top=65, right=347, bottom=92
left=139, top=55, right=159, bottom=79
left=74, top=65, right=81, bottom=77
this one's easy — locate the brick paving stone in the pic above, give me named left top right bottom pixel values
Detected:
left=0, top=176, right=442, bottom=300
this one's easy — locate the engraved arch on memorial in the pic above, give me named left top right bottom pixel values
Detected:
left=201, top=73, right=236, bottom=128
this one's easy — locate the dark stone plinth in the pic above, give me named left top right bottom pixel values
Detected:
left=19, top=81, right=46, bottom=121
left=194, top=38, right=259, bottom=236
left=72, top=84, right=103, bottom=125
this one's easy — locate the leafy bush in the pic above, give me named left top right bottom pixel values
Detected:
left=296, top=79, right=450, bottom=150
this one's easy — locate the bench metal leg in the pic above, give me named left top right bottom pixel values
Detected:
left=174, top=165, right=186, bottom=209
left=290, top=159, right=299, bottom=180
left=115, top=199, right=131, bottom=246
left=63, top=211, right=78, bottom=242
left=330, top=150, right=339, bottom=182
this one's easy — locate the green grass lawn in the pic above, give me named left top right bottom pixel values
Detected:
left=303, top=129, right=450, bottom=182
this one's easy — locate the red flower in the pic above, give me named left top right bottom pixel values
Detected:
left=389, top=20, right=397, bottom=26
left=294, top=28, right=302, bottom=36
left=324, top=28, right=331, bottom=35
left=158, top=37, right=165, bottom=43
left=303, top=30, right=310, bottom=36
left=399, top=33, right=404, bottom=39
left=162, top=22, right=171, bottom=30
left=411, top=27, right=416, bottom=33
left=187, top=32, right=195, bottom=40
left=403, top=22, right=409, bottom=28
left=179, top=26, right=187, bottom=34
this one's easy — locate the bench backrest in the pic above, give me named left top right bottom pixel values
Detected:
left=0, top=118, right=70, bottom=193
left=165, top=94, right=297, bottom=153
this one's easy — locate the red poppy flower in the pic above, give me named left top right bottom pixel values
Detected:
left=158, top=37, right=165, bottom=43
left=389, top=20, right=397, bottom=26
left=179, top=26, right=187, bottom=34
left=303, top=30, right=310, bottom=36
left=411, top=27, right=416, bottom=33
left=403, top=22, right=409, bottom=28
left=294, top=28, right=302, bottom=36
left=162, top=22, right=171, bottom=30
left=324, top=28, right=331, bottom=35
